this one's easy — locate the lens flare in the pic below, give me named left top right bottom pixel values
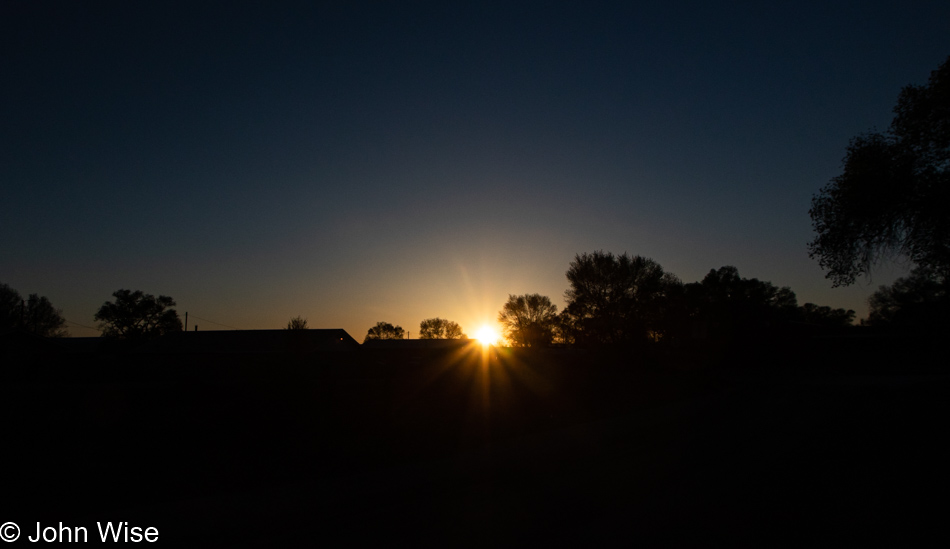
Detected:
left=474, top=325, right=499, bottom=346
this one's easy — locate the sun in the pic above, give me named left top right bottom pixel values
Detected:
left=474, top=325, right=499, bottom=346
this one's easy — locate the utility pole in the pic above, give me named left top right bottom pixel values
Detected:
left=185, top=312, right=188, bottom=332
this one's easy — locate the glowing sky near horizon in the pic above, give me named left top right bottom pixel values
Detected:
left=2, top=1, right=948, bottom=340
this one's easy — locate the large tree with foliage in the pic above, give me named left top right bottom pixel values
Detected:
left=498, top=294, right=558, bottom=347
left=23, top=294, right=69, bottom=337
left=364, top=321, right=405, bottom=342
left=0, top=283, right=69, bottom=337
left=563, top=251, right=681, bottom=344
left=809, top=55, right=950, bottom=286
left=94, top=289, right=182, bottom=340
left=418, top=317, right=465, bottom=339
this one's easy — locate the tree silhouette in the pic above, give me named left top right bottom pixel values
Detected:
left=563, top=251, right=680, bottom=344
left=94, top=289, right=182, bottom=340
left=1, top=283, right=22, bottom=332
left=23, top=294, right=69, bottom=337
left=286, top=316, right=309, bottom=330
left=865, top=267, right=950, bottom=328
left=418, top=317, right=465, bottom=339
left=800, top=303, right=855, bottom=328
left=364, top=321, right=405, bottom=342
left=685, top=266, right=799, bottom=340
left=552, top=310, right=578, bottom=344
left=0, top=284, right=68, bottom=337
left=809, top=55, right=950, bottom=286
left=498, top=294, right=558, bottom=347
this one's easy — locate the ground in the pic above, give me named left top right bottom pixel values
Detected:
left=4, top=346, right=947, bottom=545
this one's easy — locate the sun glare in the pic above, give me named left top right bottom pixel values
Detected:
left=474, top=325, right=499, bottom=346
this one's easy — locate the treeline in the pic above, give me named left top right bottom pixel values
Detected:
left=1, top=287, right=183, bottom=341
left=361, top=318, right=465, bottom=342
left=494, top=251, right=857, bottom=348
left=1, top=283, right=69, bottom=337
left=6, top=250, right=946, bottom=346
left=361, top=251, right=867, bottom=348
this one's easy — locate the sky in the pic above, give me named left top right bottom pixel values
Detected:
left=2, top=1, right=949, bottom=339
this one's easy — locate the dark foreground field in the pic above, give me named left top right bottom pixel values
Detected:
left=4, top=341, right=947, bottom=546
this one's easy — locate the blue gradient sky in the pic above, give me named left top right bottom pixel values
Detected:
left=3, top=1, right=949, bottom=339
